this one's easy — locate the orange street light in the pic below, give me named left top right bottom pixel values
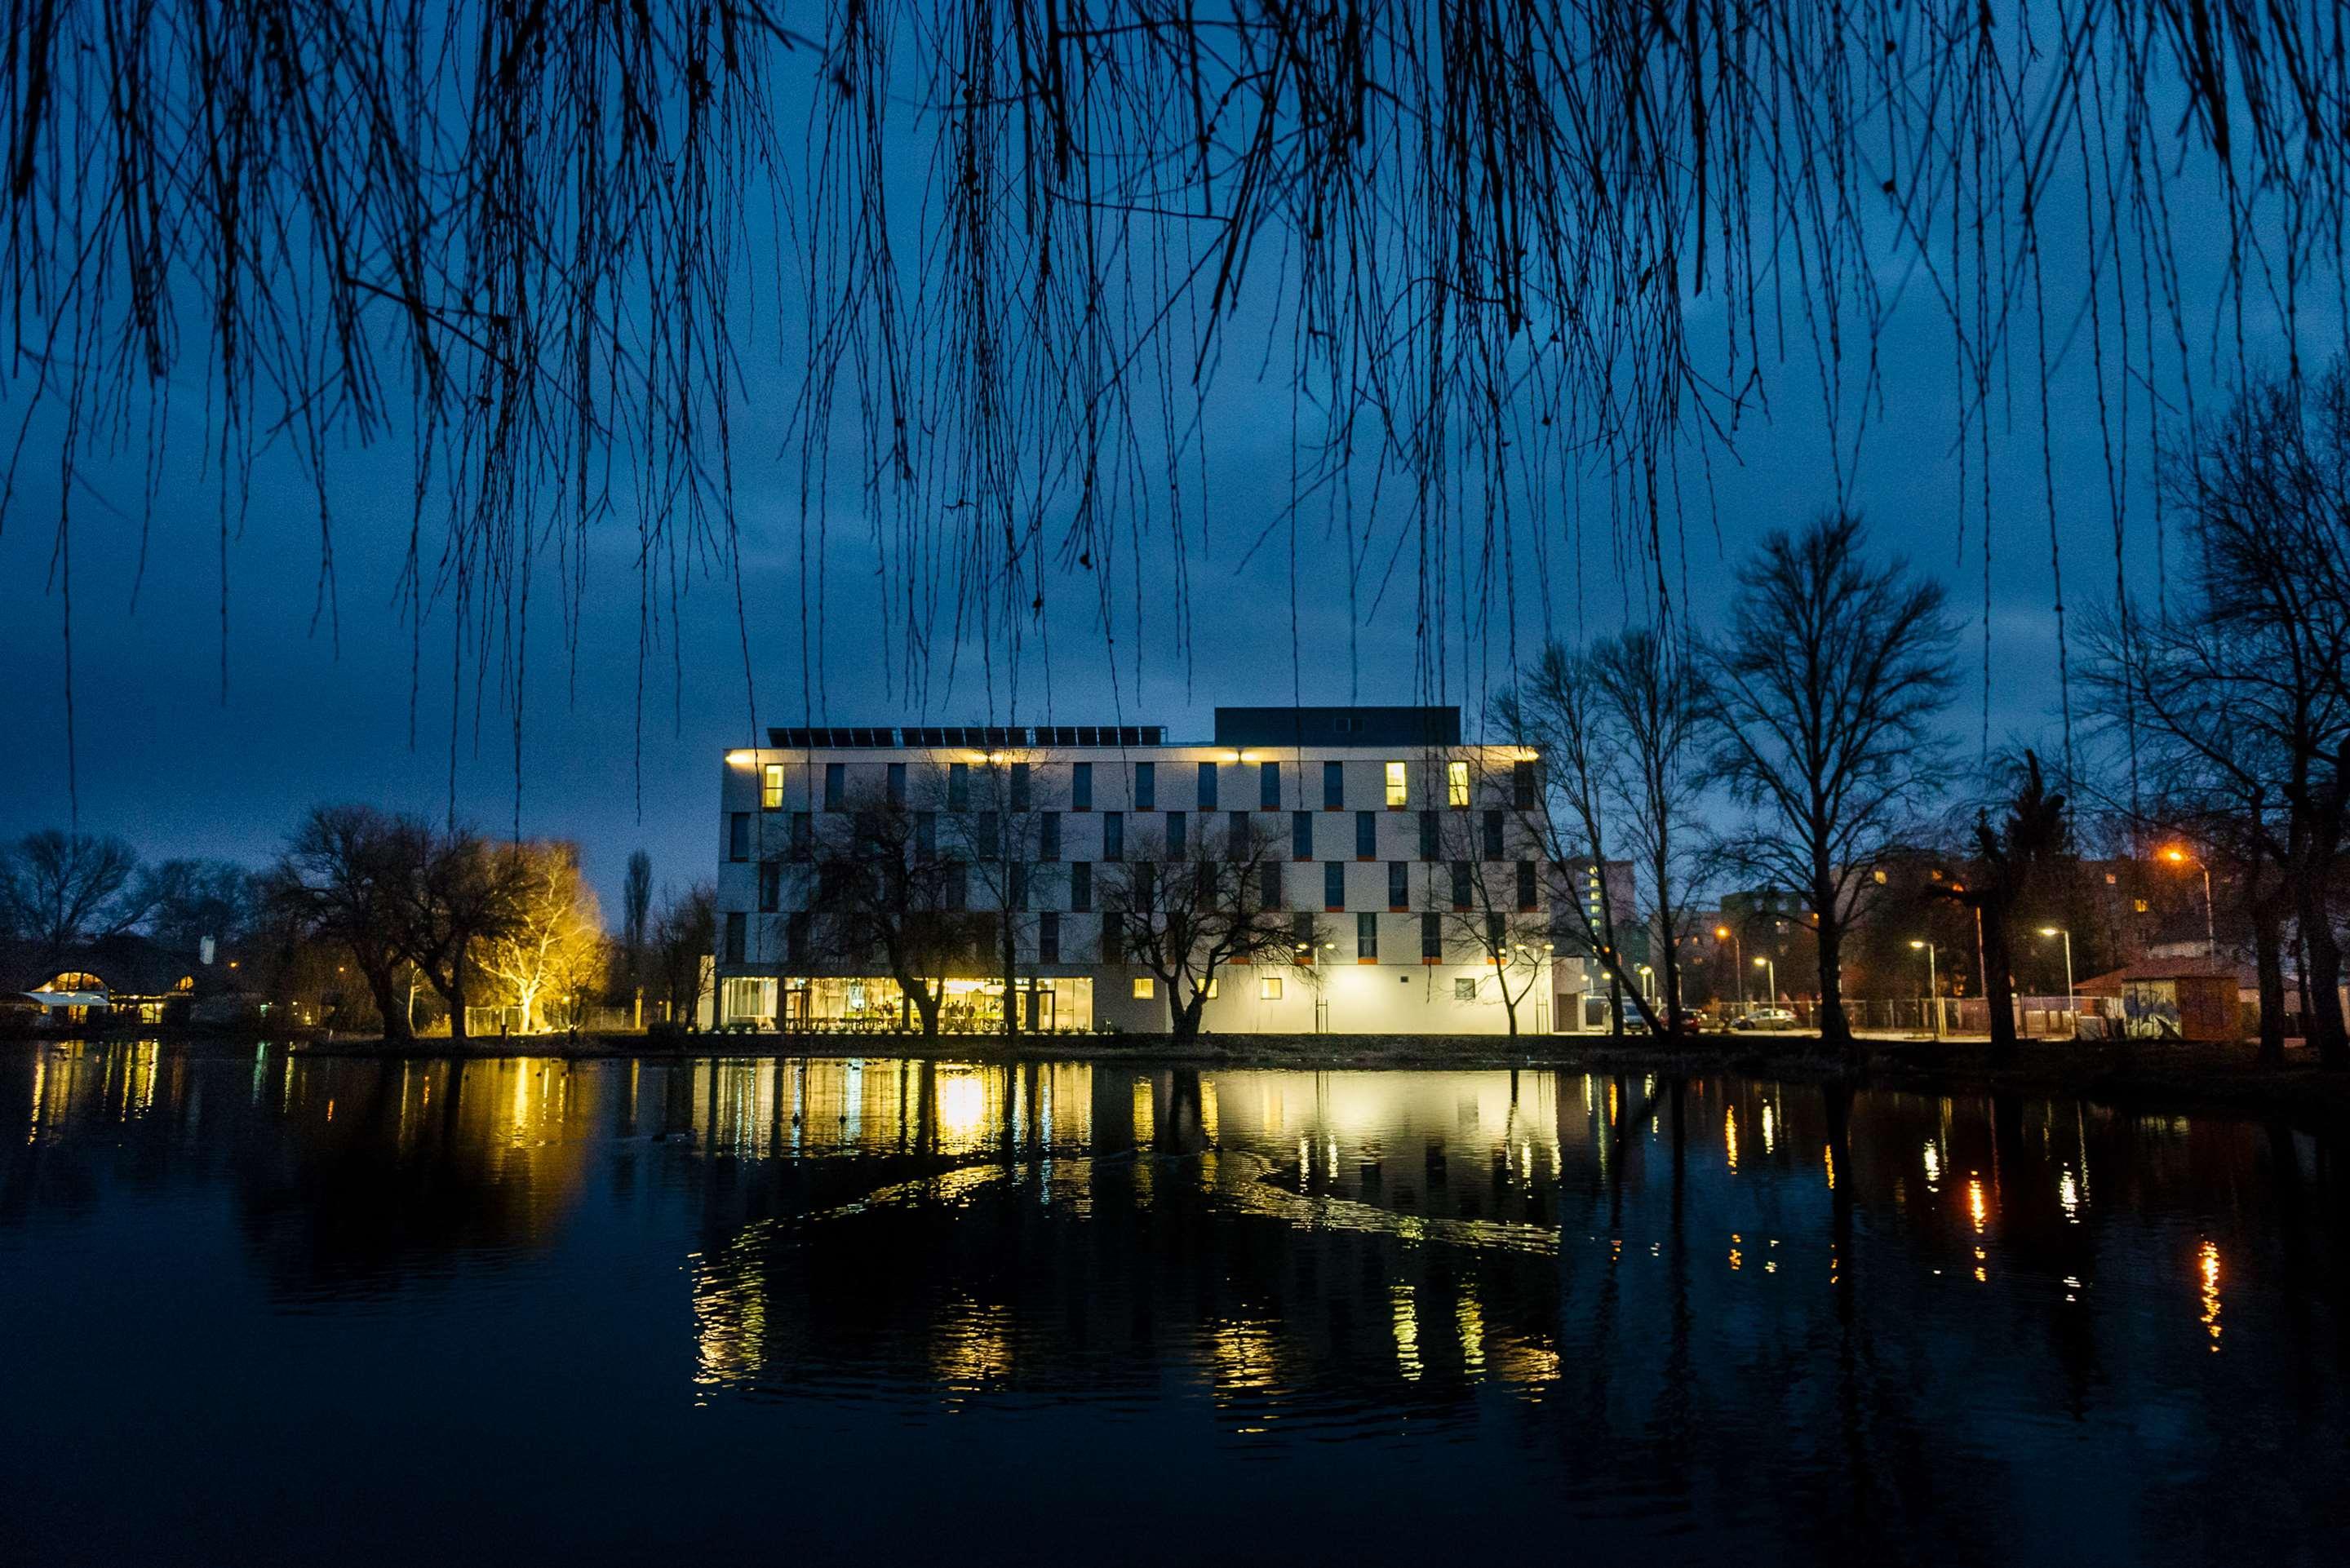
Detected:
left=2157, top=844, right=2217, bottom=957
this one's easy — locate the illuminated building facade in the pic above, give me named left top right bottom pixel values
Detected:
left=713, top=705, right=1616, bottom=1034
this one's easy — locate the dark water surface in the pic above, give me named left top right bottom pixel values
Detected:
left=5, top=1043, right=2348, bottom=1565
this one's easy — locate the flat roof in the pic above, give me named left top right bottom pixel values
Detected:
left=1213, top=706, right=1461, bottom=747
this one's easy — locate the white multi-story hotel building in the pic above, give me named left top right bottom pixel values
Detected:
left=712, top=706, right=1629, bottom=1034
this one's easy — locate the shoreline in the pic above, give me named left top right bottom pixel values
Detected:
left=19, top=1029, right=2350, bottom=1123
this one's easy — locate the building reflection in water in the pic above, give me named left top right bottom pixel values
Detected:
left=5, top=1043, right=2348, bottom=1560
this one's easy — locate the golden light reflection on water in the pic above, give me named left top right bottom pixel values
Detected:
left=1391, top=1283, right=1422, bottom=1380
left=1760, top=1099, right=1776, bottom=1155
left=1724, top=1106, right=1739, bottom=1173
left=1457, top=1287, right=1487, bottom=1378
left=2199, top=1241, right=2224, bottom=1352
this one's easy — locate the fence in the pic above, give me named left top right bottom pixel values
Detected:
left=1760, top=996, right=2086, bottom=1039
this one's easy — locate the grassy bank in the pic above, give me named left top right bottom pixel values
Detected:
left=58, top=1025, right=2345, bottom=1123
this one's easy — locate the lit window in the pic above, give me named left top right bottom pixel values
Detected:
left=762, top=763, right=783, bottom=809
left=1454, top=977, right=1479, bottom=1001
left=1132, top=977, right=1155, bottom=1000
left=1261, top=976, right=1284, bottom=1001
left=1386, top=762, right=1408, bottom=807
left=2134, top=898, right=2148, bottom=913
left=1873, top=868, right=1887, bottom=884
left=1447, top=760, right=1470, bottom=807
left=1204, top=978, right=1220, bottom=999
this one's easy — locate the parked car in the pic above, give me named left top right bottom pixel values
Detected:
left=1728, top=1008, right=1799, bottom=1031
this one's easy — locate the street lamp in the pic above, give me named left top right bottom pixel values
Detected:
left=1718, top=923, right=1745, bottom=1012
left=2039, top=926, right=2076, bottom=1033
left=2160, top=845, right=2217, bottom=959
left=1752, top=954, right=1776, bottom=1009
left=1909, top=939, right=1939, bottom=1039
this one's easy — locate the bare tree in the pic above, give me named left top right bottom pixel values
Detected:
left=1704, top=511, right=1958, bottom=1056
left=1428, top=813, right=1551, bottom=1038
left=944, top=749, right=1066, bottom=1037
left=475, top=843, right=606, bottom=1033
left=135, top=859, right=259, bottom=956
left=266, top=806, right=419, bottom=1043
left=0, top=830, right=148, bottom=951
left=1103, top=820, right=1319, bottom=1043
left=807, top=786, right=987, bottom=1037
left=650, top=882, right=717, bottom=1030
left=2082, top=366, right=2350, bottom=1065
left=397, top=828, right=531, bottom=1043
left=1496, top=660, right=1668, bottom=1036
left=622, top=849, right=654, bottom=1006
left=1936, top=752, right=2072, bottom=1058
left=1589, top=630, right=1708, bottom=1033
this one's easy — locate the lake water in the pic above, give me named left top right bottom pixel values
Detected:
left=4, top=1043, right=2347, bottom=1565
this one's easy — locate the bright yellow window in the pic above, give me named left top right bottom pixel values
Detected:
left=1260, top=976, right=1284, bottom=1001
left=1447, top=760, right=1470, bottom=807
left=1385, top=761, right=1408, bottom=807
left=1204, top=978, right=1220, bottom=999
left=1132, top=977, right=1155, bottom=999
left=761, top=763, right=784, bottom=809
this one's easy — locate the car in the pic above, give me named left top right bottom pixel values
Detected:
left=1728, top=1008, right=1799, bottom=1030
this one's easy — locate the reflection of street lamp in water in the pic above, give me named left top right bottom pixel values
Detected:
left=1909, top=940, right=1939, bottom=1039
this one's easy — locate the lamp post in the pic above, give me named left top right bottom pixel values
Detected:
left=1909, top=939, right=1939, bottom=1039
left=1752, top=955, right=1776, bottom=1009
left=2160, top=846, right=2216, bottom=958
left=1718, top=923, right=1744, bottom=1013
left=2039, top=926, right=2076, bottom=1032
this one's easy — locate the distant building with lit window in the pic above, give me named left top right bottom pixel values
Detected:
left=712, top=705, right=1614, bottom=1034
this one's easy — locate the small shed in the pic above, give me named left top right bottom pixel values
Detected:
left=2078, top=957, right=2241, bottom=1043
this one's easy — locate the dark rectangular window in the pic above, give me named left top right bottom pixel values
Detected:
left=725, top=911, right=747, bottom=963
left=1323, top=760, right=1345, bottom=810
left=1229, top=810, right=1250, bottom=858
left=759, top=861, right=781, bottom=913
left=1197, top=760, right=1219, bottom=811
left=1387, top=862, right=1408, bottom=910
left=1010, top=862, right=1029, bottom=910
left=1104, top=811, right=1124, bottom=862
left=1517, top=860, right=1537, bottom=911
left=1452, top=860, right=1473, bottom=910
left=1324, top=861, right=1346, bottom=911
left=787, top=912, right=809, bottom=964
left=1483, top=809, right=1505, bottom=860
left=1100, top=910, right=1121, bottom=961
left=887, top=761, right=907, bottom=806
left=914, top=812, right=936, bottom=860
left=1135, top=861, right=1157, bottom=908
left=1071, top=861, right=1093, bottom=912
left=948, top=763, right=970, bottom=810
left=1040, top=911, right=1060, bottom=963
left=1010, top=761, right=1031, bottom=811
left=1356, top=911, right=1378, bottom=962
left=1166, top=811, right=1187, bottom=860
left=1419, top=809, right=1439, bottom=862
left=1260, top=760, right=1281, bottom=809
left=978, top=811, right=1000, bottom=860
left=1421, top=914, right=1442, bottom=962
left=1488, top=912, right=1506, bottom=953
left=824, top=762, right=845, bottom=811
left=1260, top=861, right=1282, bottom=910
left=1134, top=762, right=1155, bottom=811
left=1355, top=810, right=1377, bottom=859
left=1293, top=912, right=1317, bottom=954
left=946, top=863, right=969, bottom=911
left=728, top=813, right=750, bottom=862
left=1040, top=812, right=1061, bottom=862
left=791, top=811, right=814, bottom=861
left=1513, top=760, right=1536, bottom=809
left=1292, top=810, right=1313, bottom=861
left=1073, top=762, right=1093, bottom=811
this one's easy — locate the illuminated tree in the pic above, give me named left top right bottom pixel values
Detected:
left=475, top=843, right=607, bottom=1033
left=1103, top=820, right=1320, bottom=1043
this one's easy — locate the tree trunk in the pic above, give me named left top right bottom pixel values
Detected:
left=911, top=984, right=941, bottom=1039
left=1814, top=904, right=1855, bottom=1054
left=1000, top=910, right=1021, bottom=1039
left=2250, top=893, right=2287, bottom=1068
left=2298, top=870, right=2348, bottom=1068
left=1168, top=986, right=1207, bottom=1043
left=1980, top=902, right=2019, bottom=1060
left=1608, top=974, right=1625, bottom=1043
left=366, top=963, right=410, bottom=1043
left=441, top=943, right=472, bottom=1041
